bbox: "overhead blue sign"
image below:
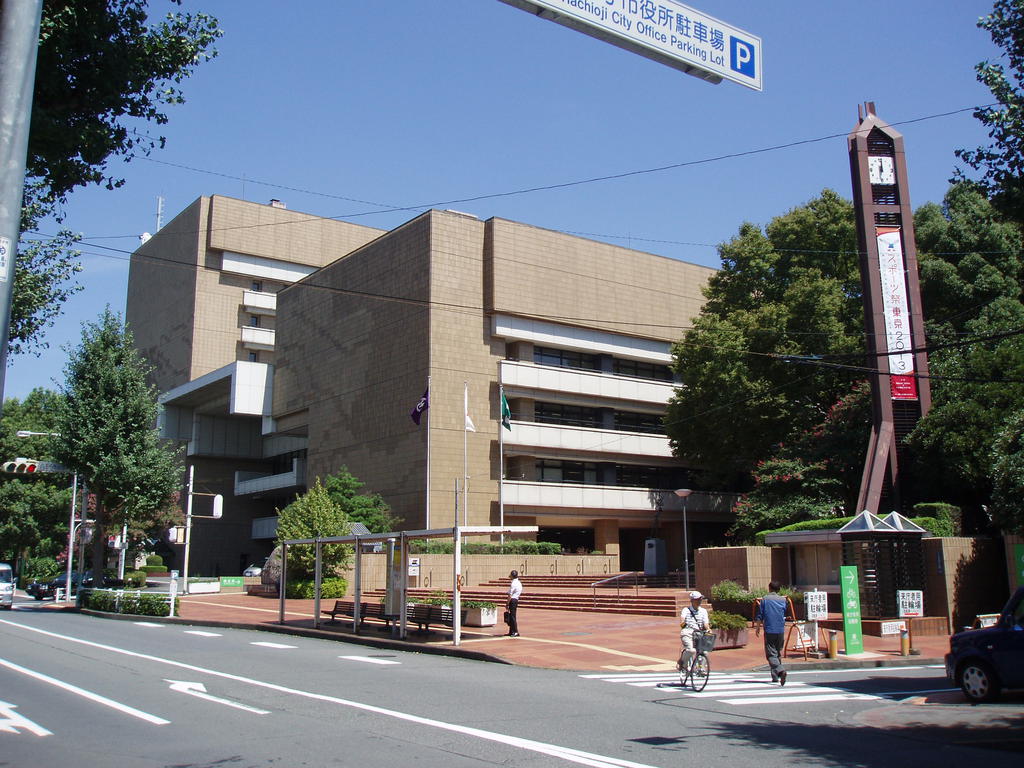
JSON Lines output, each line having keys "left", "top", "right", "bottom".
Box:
{"left": 499, "top": 0, "right": 762, "bottom": 91}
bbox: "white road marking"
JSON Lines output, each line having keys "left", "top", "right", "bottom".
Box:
{"left": 165, "top": 680, "right": 270, "bottom": 714}
{"left": 133, "top": 622, "right": 163, "bottom": 628}
{"left": 250, "top": 641, "right": 296, "bottom": 649}
{"left": 722, "top": 693, "right": 878, "bottom": 705}
{"left": 339, "top": 655, "right": 401, "bottom": 665}
{"left": 0, "top": 656, "right": 169, "bottom": 725}
{"left": 0, "top": 618, "right": 658, "bottom": 768}
{"left": 0, "top": 700, "right": 52, "bottom": 736}
{"left": 184, "top": 630, "right": 222, "bottom": 637}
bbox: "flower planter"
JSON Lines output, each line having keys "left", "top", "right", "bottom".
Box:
{"left": 464, "top": 606, "right": 497, "bottom": 627}
{"left": 713, "top": 628, "right": 749, "bottom": 649}
{"left": 186, "top": 581, "right": 221, "bottom": 594}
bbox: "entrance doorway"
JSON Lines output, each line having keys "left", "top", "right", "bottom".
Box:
{"left": 538, "top": 527, "right": 594, "bottom": 554}
{"left": 619, "top": 529, "right": 649, "bottom": 571}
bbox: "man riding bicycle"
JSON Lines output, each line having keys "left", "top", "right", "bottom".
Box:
{"left": 679, "top": 590, "right": 710, "bottom": 672}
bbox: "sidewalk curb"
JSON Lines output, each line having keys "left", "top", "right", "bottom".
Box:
{"left": 767, "top": 657, "right": 946, "bottom": 672}
{"left": 78, "top": 608, "right": 512, "bottom": 666}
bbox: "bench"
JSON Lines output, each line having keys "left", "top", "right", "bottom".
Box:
{"left": 322, "top": 600, "right": 387, "bottom": 626}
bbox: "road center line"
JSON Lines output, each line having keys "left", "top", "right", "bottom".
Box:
{"left": 0, "top": 656, "right": 170, "bottom": 725}
{"left": 0, "top": 618, "right": 656, "bottom": 768}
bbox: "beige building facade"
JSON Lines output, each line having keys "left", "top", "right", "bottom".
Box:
{"left": 127, "top": 196, "right": 737, "bottom": 577}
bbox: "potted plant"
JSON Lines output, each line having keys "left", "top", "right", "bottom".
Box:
{"left": 709, "top": 610, "right": 750, "bottom": 648}
{"left": 462, "top": 599, "right": 498, "bottom": 627}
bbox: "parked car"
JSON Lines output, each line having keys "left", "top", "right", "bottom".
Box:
{"left": 0, "top": 562, "right": 13, "bottom": 609}
{"left": 946, "top": 586, "right": 1024, "bottom": 702}
{"left": 27, "top": 572, "right": 78, "bottom": 600}
{"left": 242, "top": 562, "right": 265, "bottom": 577}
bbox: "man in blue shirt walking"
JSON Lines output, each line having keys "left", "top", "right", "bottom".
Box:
{"left": 755, "top": 581, "right": 793, "bottom": 686}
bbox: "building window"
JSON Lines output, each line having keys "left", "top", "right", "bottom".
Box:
{"left": 614, "top": 359, "right": 674, "bottom": 381}
{"left": 534, "top": 346, "right": 600, "bottom": 371}
{"left": 248, "top": 351, "right": 259, "bottom": 363}
{"left": 537, "top": 460, "right": 598, "bottom": 484}
{"left": 251, "top": 280, "right": 263, "bottom": 292}
{"left": 613, "top": 411, "right": 666, "bottom": 435}
{"left": 614, "top": 464, "right": 688, "bottom": 489}
{"left": 249, "top": 315, "right": 260, "bottom": 327}
{"left": 535, "top": 402, "right": 602, "bottom": 429}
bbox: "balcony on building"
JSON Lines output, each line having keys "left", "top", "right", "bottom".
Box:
{"left": 235, "top": 457, "right": 306, "bottom": 496}
{"left": 243, "top": 289, "right": 277, "bottom": 316}
{"left": 241, "top": 325, "right": 275, "bottom": 351}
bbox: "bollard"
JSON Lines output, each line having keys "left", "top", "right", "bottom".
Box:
{"left": 900, "top": 627, "right": 910, "bottom": 656}
{"left": 827, "top": 629, "right": 838, "bottom": 659}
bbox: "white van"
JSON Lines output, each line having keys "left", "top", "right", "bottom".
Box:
{"left": 0, "top": 563, "right": 13, "bottom": 609}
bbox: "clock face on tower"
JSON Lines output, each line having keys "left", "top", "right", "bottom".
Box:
{"left": 868, "top": 155, "right": 896, "bottom": 185}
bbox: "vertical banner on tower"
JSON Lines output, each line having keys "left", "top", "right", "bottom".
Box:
{"left": 839, "top": 565, "right": 865, "bottom": 655}
{"left": 876, "top": 227, "right": 918, "bottom": 400}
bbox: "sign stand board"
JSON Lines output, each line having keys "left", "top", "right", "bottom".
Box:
{"left": 897, "top": 589, "right": 923, "bottom": 654}
{"left": 840, "top": 566, "right": 864, "bottom": 654}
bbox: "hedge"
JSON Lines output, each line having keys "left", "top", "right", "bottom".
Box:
{"left": 284, "top": 577, "right": 348, "bottom": 599}
{"left": 81, "top": 589, "right": 177, "bottom": 617}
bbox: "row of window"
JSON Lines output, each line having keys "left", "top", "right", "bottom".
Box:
{"left": 534, "top": 459, "right": 688, "bottom": 489}
{"left": 532, "top": 402, "right": 666, "bottom": 435}
{"left": 533, "top": 346, "right": 673, "bottom": 382}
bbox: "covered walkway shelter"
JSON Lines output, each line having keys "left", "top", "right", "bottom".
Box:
{"left": 279, "top": 525, "right": 537, "bottom": 645}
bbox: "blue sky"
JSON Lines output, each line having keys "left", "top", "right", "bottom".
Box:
{"left": 8, "top": 0, "right": 1002, "bottom": 400}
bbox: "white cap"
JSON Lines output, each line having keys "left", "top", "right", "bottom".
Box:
{"left": 689, "top": 591, "right": 703, "bottom": 600}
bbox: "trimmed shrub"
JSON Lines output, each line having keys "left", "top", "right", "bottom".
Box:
{"left": 913, "top": 503, "right": 961, "bottom": 536}
{"left": 284, "top": 577, "right": 348, "bottom": 600}
{"left": 141, "top": 565, "right": 168, "bottom": 574}
{"left": 124, "top": 570, "right": 147, "bottom": 588}
{"left": 709, "top": 610, "right": 749, "bottom": 631}
{"left": 81, "top": 589, "right": 177, "bottom": 617}
{"left": 145, "top": 554, "right": 165, "bottom": 567}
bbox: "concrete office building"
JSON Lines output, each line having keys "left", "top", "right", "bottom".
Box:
{"left": 127, "top": 195, "right": 737, "bottom": 577}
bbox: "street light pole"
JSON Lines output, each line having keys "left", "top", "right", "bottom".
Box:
{"left": 674, "top": 488, "right": 692, "bottom": 588}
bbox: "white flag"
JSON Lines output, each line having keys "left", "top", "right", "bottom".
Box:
{"left": 464, "top": 384, "right": 476, "bottom": 432}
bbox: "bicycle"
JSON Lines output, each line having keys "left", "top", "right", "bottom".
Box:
{"left": 677, "top": 630, "right": 715, "bottom": 691}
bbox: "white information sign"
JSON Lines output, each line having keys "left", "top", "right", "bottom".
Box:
{"left": 897, "top": 589, "right": 923, "bottom": 618}
{"left": 880, "top": 620, "right": 907, "bottom": 636}
{"left": 499, "top": 0, "right": 762, "bottom": 91}
{"left": 0, "top": 236, "right": 10, "bottom": 283}
{"left": 408, "top": 557, "right": 420, "bottom": 577}
{"left": 875, "top": 228, "right": 918, "bottom": 400}
{"left": 805, "top": 590, "right": 828, "bottom": 621}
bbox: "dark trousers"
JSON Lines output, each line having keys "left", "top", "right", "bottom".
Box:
{"left": 764, "top": 632, "right": 785, "bottom": 680}
{"left": 507, "top": 598, "right": 519, "bottom": 635}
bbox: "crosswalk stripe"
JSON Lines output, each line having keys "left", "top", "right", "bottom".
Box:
{"left": 721, "top": 693, "right": 878, "bottom": 705}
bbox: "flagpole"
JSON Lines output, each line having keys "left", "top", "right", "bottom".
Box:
{"left": 499, "top": 382, "right": 505, "bottom": 545}
{"left": 425, "top": 375, "right": 431, "bottom": 530}
{"left": 463, "top": 380, "right": 469, "bottom": 527}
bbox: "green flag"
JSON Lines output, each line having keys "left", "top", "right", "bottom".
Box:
{"left": 500, "top": 390, "right": 512, "bottom": 431}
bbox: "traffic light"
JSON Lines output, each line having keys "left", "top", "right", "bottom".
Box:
{"left": 2, "top": 457, "right": 38, "bottom": 473}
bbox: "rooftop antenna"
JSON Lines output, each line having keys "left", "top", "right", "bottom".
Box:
{"left": 155, "top": 195, "right": 165, "bottom": 232}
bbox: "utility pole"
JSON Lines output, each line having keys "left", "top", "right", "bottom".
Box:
{"left": 0, "top": 0, "right": 44, "bottom": 412}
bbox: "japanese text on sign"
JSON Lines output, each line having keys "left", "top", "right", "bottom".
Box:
{"left": 897, "top": 589, "right": 923, "bottom": 618}
{"left": 876, "top": 227, "right": 918, "bottom": 400}
{"left": 498, "top": 0, "right": 762, "bottom": 90}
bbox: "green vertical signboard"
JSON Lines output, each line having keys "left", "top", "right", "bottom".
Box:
{"left": 1015, "top": 544, "right": 1024, "bottom": 589}
{"left": 840, "top": 565, "right": 864, "bottom": 655}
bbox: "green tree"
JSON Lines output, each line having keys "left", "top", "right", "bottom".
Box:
{"left": 322, "top": 466, "right": 401, "bottom": 534}
{"left": 0, "top": 388, "right": 72, "bottom": 564}
{"left": 665, "top": 190, "right": 863, "bottom": 484}
{"left": 990, "top": 408, "right": 1024, "bottom": 534}
{"left": 275, "top": 479, "right": 353, "bottom": 580}
{"left": 956, "top": 0, "right": 1024, "bottom": 223}
{"left": 51, "top": 309, "right": 182, "bottom": 576}
{"left": 9, "top": 1, "right": 221, "bottom": 356}
{"left": 909, "top": 183, "right": 1024, "bottom": 525}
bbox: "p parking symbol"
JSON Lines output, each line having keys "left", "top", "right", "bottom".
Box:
{"left": 730, "top": 36, "right": 756, "bottom": 79}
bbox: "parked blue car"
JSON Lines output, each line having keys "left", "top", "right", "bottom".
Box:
{"left": 946, "top": 586, "right": 1024, "bottom": 702}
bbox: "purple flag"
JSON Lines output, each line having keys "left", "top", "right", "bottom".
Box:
{"left": 410, "top": 388, "right": 429, "bottom": 425}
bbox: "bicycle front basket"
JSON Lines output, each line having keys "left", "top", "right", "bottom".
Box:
{"left": 696, "top": 632, "right": 717, "bottom": 653}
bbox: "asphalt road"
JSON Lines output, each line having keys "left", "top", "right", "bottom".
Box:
{"left": 1, "top": 603, "right": 1022, "bottom": 768}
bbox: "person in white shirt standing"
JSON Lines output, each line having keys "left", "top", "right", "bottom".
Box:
{"left": 506, "top": 570, "right": 522, "bottom": 637}
{"left": 679, "top": 590, "right": 710, "bottom": 671}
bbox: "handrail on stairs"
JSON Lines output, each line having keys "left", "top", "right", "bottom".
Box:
{"left": 590, "top": 571, "right": 639, "bottom": 608}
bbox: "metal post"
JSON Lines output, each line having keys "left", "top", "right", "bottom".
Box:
{"left": 682, "top": 499, "right": 689, "bottom": 589}
{"left": 313, "top": 538, "right": 322, "bottom": 630}
{"left": 278, "top": 542, "right": 287, "bottom": 624}
{"left": 353, "top": 537, "right": 362, "bottom": 633}
{"left": 181, "top": 465, "right": 195, "bottom": 594}
{"left": 64, "top": 474, "right": 78, "bottom": 604}
{"left": 0, "top": 0, "right": 44, "bottom": 410}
